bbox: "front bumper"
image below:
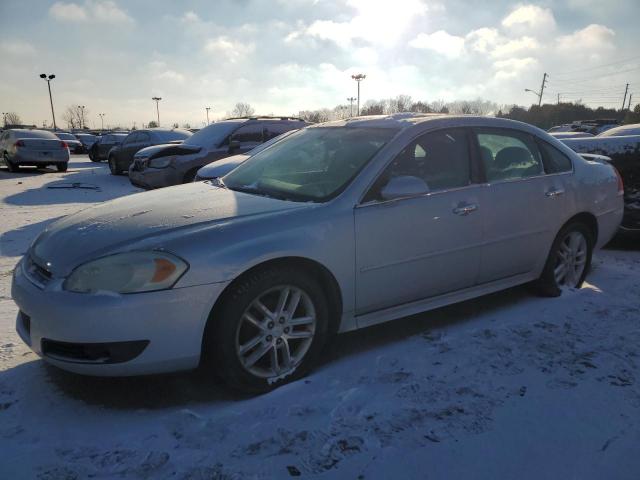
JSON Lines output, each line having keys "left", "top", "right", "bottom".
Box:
{"left": 128, "top": 165, "right": 182, "bottom": 189}
{"left": 12, "top": 258, "right": 229, "bottom": 376}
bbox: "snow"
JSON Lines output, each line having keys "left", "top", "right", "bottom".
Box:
{"left": 1, "top": 156, "right": 640, "bottom": 479}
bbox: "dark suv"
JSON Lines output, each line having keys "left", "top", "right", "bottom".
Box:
{"left": 108, "top": 128, "right": 192, "bottom": 175}
{"left": 128, "top": 117, "right": 308, "bottom": 188}
{"left": 89, "top": 132, "right": 128, "bottom": 162}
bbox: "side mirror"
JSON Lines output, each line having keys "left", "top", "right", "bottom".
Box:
{"left": 380, "top": 175, "right": 429, "bottom": 201}
{"left": 228, "top": 139, "right": 241, "bottom": 152}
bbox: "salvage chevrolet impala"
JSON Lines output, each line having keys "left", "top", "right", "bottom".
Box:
{"left": 12, "top": 114, "right": 624, "bottom": 392}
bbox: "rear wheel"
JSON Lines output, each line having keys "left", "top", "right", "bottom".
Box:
{"left": 5, "top": 153, "right": 19, "bottom": 173}
{"left": 536, "top": 222, "right": 593, "bottom": 297}
{"left": 89, "top": 146, "right": 99, "bottom": 162}
{"left": 56, "top": 163, "right": 68, "bottom": 172}
{"left": 203, "top": 266, "right": 329, "bottom": 393}
{"left": 108, "top": 156, "right": 121, "bottom": 175}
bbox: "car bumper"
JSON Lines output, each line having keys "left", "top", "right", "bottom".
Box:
{"left": 11, "top": 258, "right": 229, "bottom": 376}
{"left": 596, "top": 205, "right": 625, "bottom": 248}
{"left": 14, "top": 151, "right": 69, "bottom": 164}
{"left": 128, "top": 166, "right": 182, "bottom": 189}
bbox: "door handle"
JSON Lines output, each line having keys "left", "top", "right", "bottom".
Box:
{"left": 545, "top": 188, "right": 565, "bottom": 198}
{"left": 453, "top": 204, "right": 478, "bottom": 216}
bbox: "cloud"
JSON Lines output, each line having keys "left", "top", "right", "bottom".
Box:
{"left": 49, "top": 1, "right": 134, "bottom": 25}
{"left": 409, "top": 30, "right": 465, "bottom": 58}
{"left": 556, "top": 24, "right": 615, "bottom": 52}
{"left": 204, "top": 36, "right": 255, "bottom": 63}
{"left": 156, "top": 70, "right": 186, "bottom": 83}
{"left": 493, "top": 57, "right": 538, "bottom": 80}
{"left": 501, "top": 4, "right": 556, "bottom": 34}
{"left": 0, "top": 40, "right": 36, "bottom": 56}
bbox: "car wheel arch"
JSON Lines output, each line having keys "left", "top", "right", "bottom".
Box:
{"left": 562, "top": 212, "right": 598, "bottom": 246}
{"left": 200, "top": 256, "right": 343, "bottom": 361}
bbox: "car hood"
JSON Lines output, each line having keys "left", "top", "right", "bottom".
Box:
{"left": 197, "top": 154, "right": 249, "bottom": 179}
{"left": 30, "top": 182, "right": 309, "bottom": 276}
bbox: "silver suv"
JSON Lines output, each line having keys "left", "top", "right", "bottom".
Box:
{"left": 128, "top": 117, "right": 308, "bottom": 189}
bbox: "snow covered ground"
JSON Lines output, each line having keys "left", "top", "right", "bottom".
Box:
{"left": 1, "top": 156, "right": 639, "bottom": 479}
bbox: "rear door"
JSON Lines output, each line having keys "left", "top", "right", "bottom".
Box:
{"left": 473, "top": 128, "right": 570, "bottom": 283}
{"left": 230, "top": 123, "right": 265, "bottom": 153}
{"left": 354, "top": 128, "right": 484, "bottom": 318}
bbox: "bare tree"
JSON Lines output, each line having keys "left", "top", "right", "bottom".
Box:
{"left": 4, "top": 112, "right": 22, "bottom": 126}
{"left": 360, "top": 100, "right": 385, "bottom": 116}
{"left": 147, "top": 120, "right": 158, "bottom": 128}
{"left": 61, "top": 105, "right": 89, "bottom": 130}
{"left": 298, "top": 109, "right": 331, "bottom": 123}
{"left": 409, "top": 101, "right": 433, "bottom": 113}
{"left": 230, "top": 102, "right": 255, "bottom": 117}
{"left": 386, "top": 95, "right": 413, "bottom": 114}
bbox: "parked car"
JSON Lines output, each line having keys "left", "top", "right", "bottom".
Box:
{"left": 128, "top": 117, "right": 308, "bottom": 188}
{"left": 12, "top": 114, "right": 623, "bottom": 393}
{"left": 108, "top": 128, "right": 192, "bottom": 175}
{"left": 549, "top": 132, "right": 594, "bottom": 140}
{"left": 561, "top": 134, "right": 640, "bottom": 235}
{"left": 54, "top": 132, "right": 83, "bottom": 154}
{"left": 74, "top": 133, "right": 97, "bottom": 151}
{"left": 548, "top": 119, "right": 620, "bottom": 136}
{"left": 194, "top": 129, "right": 301, "bottom": 181}
{"left": 88, "top": 133, "right": 128, "bottom": 162}
{"left": 1, "top": 128, "right": 70, "bottom": 172}
{"left": 597, "top": 123, "right": 640, "bottom": 137}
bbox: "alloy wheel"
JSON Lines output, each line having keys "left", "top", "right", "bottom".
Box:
{"left": 235, "top": 285, "right": 316, "bottom": 379}
{"left": 554, "top": 231, "right": 588, "bottom": 289}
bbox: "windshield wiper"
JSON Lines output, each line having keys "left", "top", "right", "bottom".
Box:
{"left": 228, "top": 184, "right": 309, "bottom": 202}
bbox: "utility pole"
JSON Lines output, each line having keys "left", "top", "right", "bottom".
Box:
{"left": 557, "top": 93, "right": 560, "bottom": 104}
{"left": 627, "top": 93, "right": 633, "bottom": 111}
{"left": 152, "top": 97, "right": 162, "bottom": 126}
{"left": 347, "top": 97, "right": 356, "bottom": 117}
{"left": 351, "top": 74, "right": 366, "bottom": 116}
{"left": 98, "top": 113, "right": 105, "bottom": 131}
{"left": 205, "top": 106, "right": 211, "bottom": 125}
{"left": 622, "top": 84, "right": 629, "bottom": 111}
{"left": 39, "top": 73, "right": 57, "bottom": 130}
{"left": 538, "top": 72, "right": 548, "bottom": 107}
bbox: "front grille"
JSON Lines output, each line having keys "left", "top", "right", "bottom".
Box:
{"left": 132, "top": 158, "right": 147, "bottom": 171}
{"left": 24, "top": 255, "right": 52, "bottom": 288}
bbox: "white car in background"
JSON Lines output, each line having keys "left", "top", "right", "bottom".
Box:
{"left": 1, "top": 129, "right": 70, "bottom": 172}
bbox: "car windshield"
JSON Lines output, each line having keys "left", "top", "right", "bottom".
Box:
{"left": 13, "top": 130, "right": 57, "bottom": 139}
{"left": 598, "top": 124, "right": 640, "bottom": 137}
{"left": 223, "top": 127, "right": 398, "bottom": 202}
{"left": 55, "top": 133, "right": 77, "bottom": 140}
{"left": 183, "top": 121, "right": 243, "bottom": 148}
{"left": 246, "top": 129, "right": 299, "bottom": 156}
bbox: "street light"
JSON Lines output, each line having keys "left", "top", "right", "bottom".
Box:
{"left": 524, "top": 88, "right": 542, "bottom": 106}
{"left": 39, "top": 73, "right": 57, "bottom": 130}
{"left": 98, "top": 113, "right": 106, "bottom": 131}
{"left": 351, "top": 74, "right": 366, "bottom": 116}
{"left": 205, "top": 106, "right": 212, "bottom": 125}
{"left": 152, "top": 96, "right": 162, "bottom": 127}
{"left": 347, "top": 97, "right": 356, "bottom": 117}
{"left": 77, "top": 105, "right": 85, "bottom": 129}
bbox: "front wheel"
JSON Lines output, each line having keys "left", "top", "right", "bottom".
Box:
{"left": 108, "top": 156, "right": 121, "bottom": 175}
{"left": 204, "top": 266, "right": 330, "bottom": 393}
{"left": 5, "top": 154, "right": 19, "bottom": 172}
{"left": 56, "top": 163, "right": 68, "bottom": 172}
{"left": 536, "top": 222, "right": 593, "bottom": 297}
{"left": 89, "top": 147, "right": 99, "bottom": 162}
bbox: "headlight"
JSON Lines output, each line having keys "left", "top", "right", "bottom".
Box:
{"left": 64, "top": 251, "right": 188, "bottom": 294}
{"left": 148, "top": 156, "right": 173, "bottom": 169}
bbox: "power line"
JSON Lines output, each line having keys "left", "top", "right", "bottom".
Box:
{"left": 550, "top": 66, "right": 640, "bottom": 86}
{"left": 553, "top": 55, "right": 640, "bottom": 78}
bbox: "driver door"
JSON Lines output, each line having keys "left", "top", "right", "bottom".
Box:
{"left": 354, "top": 128, "right": 484, "bottom": 318}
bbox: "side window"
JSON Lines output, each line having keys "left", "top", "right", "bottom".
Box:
{"left": 263, "top": 123, "right": 292, "bottom": 141}
{"left": 475, "top": 129, "right": 543, "bottom": 182}
{"left": 123, "top": 133, "right": 137, "bottom": 146}
{"left": 376, "top": 128, "right": 471, "bottom": 195}
{"left": 138, "top": 132, "right": 151, "bottom": 144}
{"left": 538, "top": 141, "right": 572, "bottom": 173}
{"left": 232, "top": 124, "right": 264, "bottom": 145}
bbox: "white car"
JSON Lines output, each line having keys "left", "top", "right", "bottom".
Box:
{"left": 12, "top": 114, "right": 623, "bottom": 392}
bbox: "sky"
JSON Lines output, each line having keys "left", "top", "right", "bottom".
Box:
{"left": 0, "top": 0, "right": 639, "bottom": 129}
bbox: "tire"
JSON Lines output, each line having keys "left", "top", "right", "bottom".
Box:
{"left": 203, "top": 266, "right": 330, "bottom": 393}
{"left": 89, "top": 147, "right": 99, "bottom": 162}
{"left": 536, "top": 222, "right": 593, "bottom": 297}
{"left": 5, "top": 153, "right": 19, "bottom": 173}
{"left": 56, "top": 163, "right": 68, "bottom": 172}
{"left": 108, "top": 156, "right": 121, "bottom": 175}
{"left": 182, "top": 168, "right": 198, "bottom": 184}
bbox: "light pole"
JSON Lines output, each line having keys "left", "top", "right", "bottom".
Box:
{"left": 98, "top": 113, "right": 106, "bottom": 131}
{"left": 205, "top": 106, "right": 212, "bottom": 125}
{"left": 351, "top": 74, "right": 366, "bottom": 116}
{"left": 39, "top": 73, "right": 57, "bottom": 130}
{"left": 347, "top": 97, "right": 356, "bottom": 117}
{"left": 152, "top": 96, "right": 162, "bottom": 126}
{"left": 77, "top": 105, "right": 85, "bottom": 129}
{"left": 524, "top": 88, "right": 541, "bottom": 105}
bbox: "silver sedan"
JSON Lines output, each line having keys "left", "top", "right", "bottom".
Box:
{"left": 12, "top": 114, "right": 623, "bottom": 392}
{"left": 1, "top": 129, "right": 70, "bottom": 172}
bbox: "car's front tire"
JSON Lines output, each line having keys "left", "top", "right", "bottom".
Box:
{"left": 203, "top": 266, "right": 329, "bottom": 393}
{"left": 536, "top": 222, "right": 593, "bottom": 297}
{"left": 5, "top": 153, "right": 19, "bottom": 173}
{"left": 88, "top": 146, "right": 99, "bottom": 162}
{"left": 56, "top": 163, "right": 68, "bottom": 172}
{"left": 108, "top": 156, "right": 121, "bottom": 175}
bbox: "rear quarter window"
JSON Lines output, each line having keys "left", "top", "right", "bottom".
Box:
{"left": 538, "top": 141, "right": 573, "bottom": 173}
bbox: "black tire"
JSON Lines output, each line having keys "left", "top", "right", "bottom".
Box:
{"left": 535, "top": 222, "right": 593, "bottom": 297}
{"left": 108, "top": 156, "right": 121, "bottom": 175}
{"left": 203, "top": 266, "right": 330, "bottom": 393}
{"left": 89, "top": 146, "right": 99, "bottom": 162}
{"left": 5, "top": 153, "right": 19, "bottom": 173}
{"left": 56, "top": 163, "right": 68, "bottom": 172}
